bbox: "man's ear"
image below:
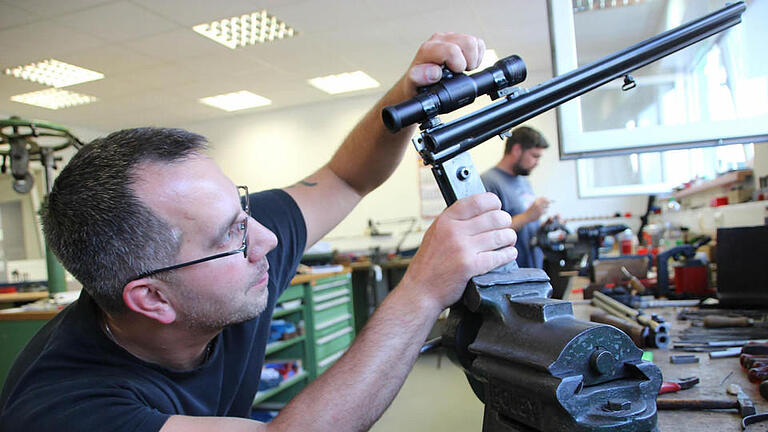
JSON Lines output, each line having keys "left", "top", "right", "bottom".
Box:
{"left": 122, "top": 279, "right": 177, "bottom": 324}
{"left": 511, "top": 143, "right": 523, "bottom": 160}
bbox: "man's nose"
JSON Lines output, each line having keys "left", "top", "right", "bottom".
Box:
{"left": 246, "top": 218, "right": 278, "bottom": 262}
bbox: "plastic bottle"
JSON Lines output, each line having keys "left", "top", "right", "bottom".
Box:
{"left": 618, "top": 228, "right": 634, "bottom": 255}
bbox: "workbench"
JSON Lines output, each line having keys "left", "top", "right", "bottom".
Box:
{"left": 573, "top": 301, "right": 767, "bottom": 431}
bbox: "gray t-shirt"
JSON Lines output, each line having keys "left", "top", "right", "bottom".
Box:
{"left": 480, "top": 167, "right": 543, "bottom": 269}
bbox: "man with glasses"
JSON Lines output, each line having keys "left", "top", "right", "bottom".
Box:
{"left": 0, "top": 33, "right": 518, "bottom": 432}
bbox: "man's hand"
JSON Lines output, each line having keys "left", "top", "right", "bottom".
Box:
{"left": 400, "top": 192, "right": 518, "bottom": 312}
{"left": 525, "top": 197, "right": 550, "bottom": 223}
{"left": 402, "top": 32, "right": 486, "bottom": 97}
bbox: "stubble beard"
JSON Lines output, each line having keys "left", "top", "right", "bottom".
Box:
{"left": 177, "top": 263, "right": 270, "bottom": 330}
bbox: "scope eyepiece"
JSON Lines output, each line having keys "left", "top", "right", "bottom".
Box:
{"left": 382, "top": 55, "right": 526, "bottom": 133}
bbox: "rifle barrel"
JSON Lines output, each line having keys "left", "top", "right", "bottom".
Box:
{"left": 422, "top": 1, "right": 745, "bottom": 164}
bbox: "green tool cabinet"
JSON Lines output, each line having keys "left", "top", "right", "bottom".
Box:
{"left": 253, "top": 270, "right": 355, "bottom": 407}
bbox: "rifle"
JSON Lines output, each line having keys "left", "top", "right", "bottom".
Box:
{"left": 382, "top": 3, "right": 745, "bottom": 431}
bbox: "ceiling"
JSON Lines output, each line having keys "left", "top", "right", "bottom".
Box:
{"left": 0, "top": 0, "right": 666, "bottom": 132}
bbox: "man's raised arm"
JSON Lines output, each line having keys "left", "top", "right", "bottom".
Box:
{"left": 283, "top": 33, "right": 486, "bottom": 249}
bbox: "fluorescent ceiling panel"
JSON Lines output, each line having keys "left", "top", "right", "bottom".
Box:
{"left": 193, "top": 10, "right": 298, "bottom": 49}
{"left": 308, "top": 71, "right": 380, "bottom": 95}
{"left": 199, "top": 90, "right": 271, "bottom": 111}
{"left": 10, "top": 88, "right": 98, "bottom": 110}
{"left": 4, "top": 59, "right": 104, "bottom": 87}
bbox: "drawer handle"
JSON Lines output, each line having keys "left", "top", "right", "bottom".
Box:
{"left": 315, "top": 313, "right": 352, "bottom": 331}
{"left": 318, "top": 348, "right": 347, "bottom": 368}
{"left": 312, "top": 279, "right": 349, "bottom": 292}
{"left": 313, "top": 289, "right": 349, "bottom": 303}
{"left": 314, "top": 296, "right": 350, "bottom": 311}
{"left": 316, "top": 326, "right": 353, "bottom": 345}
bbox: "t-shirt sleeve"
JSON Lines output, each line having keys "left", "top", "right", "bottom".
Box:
{"left": 480, "top": 173, "right": 507, "bottom": 210}
{"left": 482, "top": 176, "right": 503, "bottom": 198}
{"left": 248, "top": 189, "right": 307, "bottom": 294}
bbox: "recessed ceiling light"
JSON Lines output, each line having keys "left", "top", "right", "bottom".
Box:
{"left": 4, "top": 59, "right": 104, "bottom": 87}
{"left": 308, "top": 71, "right": 380, "bottom": 95}
{"left": 193, "top": 10, "right": 298, "bottom": 49}
{"left": 10, "top": 88, "right": 98, "bottom": 110}
{"left": 199, "top": 90, "right": 271, "bottom": 111}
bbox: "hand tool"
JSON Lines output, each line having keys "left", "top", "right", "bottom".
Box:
{"left": 710, "top": 347, "right": 742, "bottom": 359}
{"left": 659, "top": 377, "right": 699, "bottom": 394}
{"left": 741, "top": 353, "right": 768, "bottom": 369}
{"left": 621, "top": 266, "right": 646, "bottom": 295}
{"left": 657, "top": 392, "right": 755, "bottom": 418}
{"left": 729, "top": 384, "right": 757, "bottom": 418}
{"left": 760, "top": 380, "right": 768, "bottom": 401}
{"left": 743, "top": 412, "right": 768, "bottom": 429}
{"left": 743, "top": 341, "right": 768, "bottom": 355}
{"left": 747, "top": 366, "right": 768, "bottom": 383}
{"left": 670, "top": 354, "right": 699, "bottom": 364}
{"left": 705, "top": 316, "right": 755, "bottom": 328}
{"left": 592, "top": 291, "right": 669, "bottom": 348}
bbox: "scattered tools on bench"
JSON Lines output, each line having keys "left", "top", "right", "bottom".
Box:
{"left": 591, "top": 290, "right": 669, "bottom": 348}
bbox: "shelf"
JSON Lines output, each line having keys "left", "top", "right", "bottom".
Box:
{"left": 253, "top": 370, "right": 308, "bottom": 405}
{"left": 0, "top": 291, "right": 48, "bottom": 304}
{"left": 265, "top": 335, "right": 305, "bottom": 356}
{"left": 673, "top": 169, "right": 752, "bottom": 199}
{"left": 272, "top": 305, "right": 303, "bottom": 318}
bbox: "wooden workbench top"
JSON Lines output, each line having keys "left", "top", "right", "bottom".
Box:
{"left": 0, "top": 291, "right": 49, "bottom": 304}
{"left": 289, "top": 268, "right": 351, "bottom": 285}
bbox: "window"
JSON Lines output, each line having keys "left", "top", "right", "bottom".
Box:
{"left": 577, "top": 143, "right": 754, "bottom": 197}
{"left": 549, "top": 0, "right": 768, "bottom": 158}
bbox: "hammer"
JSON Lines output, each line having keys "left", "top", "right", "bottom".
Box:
{"left": 656, "top": 384, "right": 756, "bottom": 418}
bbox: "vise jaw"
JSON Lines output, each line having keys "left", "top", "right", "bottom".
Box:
{"left": 442, "top": 267, "right": 662, "bottom": 432}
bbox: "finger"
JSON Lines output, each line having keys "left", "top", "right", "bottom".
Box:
{"left": 435, "top": 33, "right": 483, "bottom": 71}
{"left": 476, "top": 246, "right": 518, "bottom": 274}
{"left": 451, "top": 35, "right": 480, "bottom": 71}
{"left": 461, "top": 209, "right": 512, "bottom": 234}
{"left": 471, "top": 228, "right": 518, "bottom": 251}
{"left": 408, "top": 63, "right": 443, "bottom": 86}
{"left": 413, "top": 38, "right": 467, "bottom": 73}
{"left": 445, "top": 192, "right": 501, "bottom": 220}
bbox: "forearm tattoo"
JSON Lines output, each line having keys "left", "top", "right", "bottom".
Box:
{"left": 289, "top": 180, "right": 318, "bottom": 188}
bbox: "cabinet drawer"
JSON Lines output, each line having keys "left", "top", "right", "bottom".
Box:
{"left": 315, "top": 312, "right": 353, "bottom": 332}
{"left": 315, "top": 315, "right": 354, "bottom": 338}
{"left": 315, "top": 326, "right": 354, "bottom": 359}
{"left": 313, "top": 286, "right": 349, "bottom": 303}
{"left": 313, "top": 296, "right": 351, "bottom": 323}
{"left": 317, "top": 348, "right": 346, "bottom": 375}
{"left": 312, "top": 275, "right": 350, "bottom": 294}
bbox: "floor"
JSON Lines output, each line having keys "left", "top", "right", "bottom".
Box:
{"left": 370, "top": 353, "right": 485, "bottom": 432}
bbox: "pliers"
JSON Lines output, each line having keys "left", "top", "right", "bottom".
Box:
{"left": 659, "top": 376, "right": 700, "bottom": 394}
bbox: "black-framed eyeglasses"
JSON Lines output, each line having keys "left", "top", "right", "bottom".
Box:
{"left": 132, "top": 185, "right": 250, "bottom": 281}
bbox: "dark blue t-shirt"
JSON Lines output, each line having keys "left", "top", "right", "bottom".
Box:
{"left": 0, "top": 189, "right": 306, "bottom": 432}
